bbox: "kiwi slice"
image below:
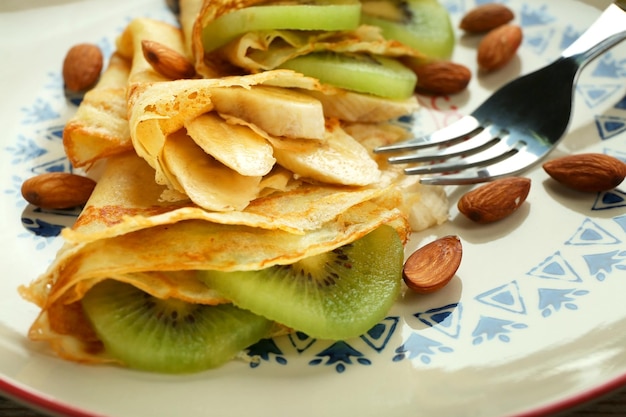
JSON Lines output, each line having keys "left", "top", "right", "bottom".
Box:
{"left": 199, "top": 225, "right": 404, "bottom": 340}
{"left": 361, "top": 0, "right": 455, "bottom": 59}
{"left": 202, "top": 0, "right": 362, "bottom": 53}
{"left": 279, "top": 52, "right": 417, "bottom": 99}
{"left": 81, "top": 280, "right": 273, "bottom": 373}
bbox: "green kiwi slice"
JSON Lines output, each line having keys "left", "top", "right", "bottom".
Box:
{"left": 81, "top": 280, "right": 273, "bottom": 373}
{"left": 199, "top": 225, "right": 404, "bottom": 340}
{"left": 361, "top": 0, "right": 455, "bottom": 59}
{"left": 278, "top": 52, "right": 417, "bottom": 99}
{"left": 202, "top": 0, "right": 362, "bottom": 53}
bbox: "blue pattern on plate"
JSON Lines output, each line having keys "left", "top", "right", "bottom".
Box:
{"left": 5, "top": 0, "right": 626, "bottom": 374}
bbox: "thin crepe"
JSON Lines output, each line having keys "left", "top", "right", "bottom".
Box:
{"left": 20, "top": 7, "right": 450, "bottom": 368}
{"left": 20, "top": 151, "right": 410, "bottom": 364}
{"left": 184, "top": 0, "right": 425, "bottom": 77}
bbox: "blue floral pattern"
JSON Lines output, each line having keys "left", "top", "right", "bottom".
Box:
{"left": 3, "top": 0, "right": 626, "bottom": 375}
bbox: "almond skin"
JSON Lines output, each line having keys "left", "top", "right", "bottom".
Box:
{"left": 477, "top": 24, "right": 523, "bottom": 72}
{"left": 543, "top": 153, "right": 626, "bottom": 192}
{"left": 141, "top": 40, "right": 196, "bottom": 80}
{"left": 460, "top": 3, "right": 515, "bottom": 33}
{"left": 62, "top": 43, "right": 104, "bottom": 92}
{"left": 21, "top": 172, "right": 96, "bottom": 209}
{"left": 458, "top": 177, "right": 531, "bottom": 223}
{"left": 403, "top": 235, "right": 462, "bottom": 294}
{"left": 411, "top": 60, "right": 472, "bottom": 95}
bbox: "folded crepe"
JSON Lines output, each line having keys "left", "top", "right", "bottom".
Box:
{"left": 21, "top": 151, "right": 412, "bottom": 364}
{"left": 182, "top": 0, "right": 425, "bottom": 78}
{"left": 21, "top": 6, "right": 450, "bottom": 371}
{"left": 62, "top": 53, "right": 132, "bottom": 168}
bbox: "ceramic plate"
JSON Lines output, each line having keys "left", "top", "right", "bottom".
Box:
{"left": 1, "top": 0, "right": 626, "bottom": 416}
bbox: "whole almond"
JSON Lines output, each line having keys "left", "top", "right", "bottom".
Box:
{"left": 21, "top": 173, "right": 96, "bottom": 209}
{"left": 458, "top": 177, "right": 531, "bottom": 223}
{"left": 403, "top": 235, "right": 462, "bottom": 294}
{"left": 543, "top": 153, "right": 626, "bottom": 192}
{"left": 141, "top": 40, "right": 196, "bottom": 80}
{"left": 62, "top": 43, "right": 104, "bottom": 92}
{"left": 460, "top": 3, "right": 515, "bottom": 33}
{"left": 477, "top": 24, "right": 523, "bottom": 71}
{"left": 412, "top": 61, "right": 472, "bottom": 95}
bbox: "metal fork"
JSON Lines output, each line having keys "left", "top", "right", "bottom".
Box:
{"left": 374, "top": 1, "right": 626, "bottom": 186}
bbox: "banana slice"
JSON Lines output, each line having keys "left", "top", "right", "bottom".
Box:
{"left": 209, "top": 85, "right": 326, "bottom": 139}
{"left": 162, "top": 130, "right": 262, "bottom": 211}
{"left": 302, "top": 88, "right": 418, "bottom": 122}
{"left": 185, "top": 113, "right": 275, "bottom": 177}
{"left": 266, "top": 121, "right": 381, "bottom": 186}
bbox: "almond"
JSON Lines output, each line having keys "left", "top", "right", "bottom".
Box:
{"left": 141, "top": 40, "right": 196, "bottom": 80}
{"left": 543, "top": 153, "right": 626, "bottom": 192}
{"left": 21, "top": 173, "right": 96, "bottom": 209}
{"left": 458, "top": 177, "right": 531, "bottom": 223}
{"left": 460, "top": 3, "right": 515, "bottom": 33}
{"left": 477, "top": 24, "right": 523, "bottom": 72}
{"left": 411, "top": 60, "right": 472, "bottom": 95}
{"left": 62, "top": 43, "right": 104, "bottom": 92}
{"left": 403, "top": 235, "right": 462, "bottom": 294}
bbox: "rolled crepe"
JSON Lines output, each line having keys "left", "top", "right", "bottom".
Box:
{"left": 62, "top": 18, "right": 191, "bottom": 170}
{"left": 62, "top": 53, "right": 132, "bottom": 168}
{"left": 20, "top": 9, "right": 450, "bottom": 368}
{"left": 19, "top": 151, "right": 410, "bottom": 364}
{"left": 184, "top": 0, "right": 425, "bottom": 77}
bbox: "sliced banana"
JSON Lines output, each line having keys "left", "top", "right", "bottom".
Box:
{"left": 209, "top": 85, "right": 326, "bottom": 139}
{"left": 266, "top": 121, "right": 381, "bottom": 186}
{"left": 185, "top": 113, "right": 275, "bottom": 177}
{"left": 162, "top": 130, "right": 262, "bottom": 211}
{"left": 302, "top": 88, "right": 419, "bottom": 122}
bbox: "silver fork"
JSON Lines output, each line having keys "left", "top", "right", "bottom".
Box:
{"left": 374, "top": 1, "right": 626, "bottom": 186}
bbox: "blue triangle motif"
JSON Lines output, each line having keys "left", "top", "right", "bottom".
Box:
{"left": 559, "top": 25, "right": 580, "bottom": 51}
{"left": 615, "top": 94, "right": 626, "bottom": 110}
{"left": 414, "top": 303, "right": 461, "bottom": 339}
{"left": 42, "top": 124, "right": 65, "bottom": 140}
{"left": 527, "top": 251, "right": 582, "bottom": 282}
{"left": 595, "top": 115, "right": 626, "bottom": 140}
{"left": 519, "top": 4, "right": 555, "bottom": 27}
{"left": 360, "top": 316, "right": 399, "bottom": 352}
{"left": 565, "top": 218, "right": 621, "bottom": 245}
{"left": 287, "top": 331, "right": 316, "bottom": 353}
{"left": 31, "top": 156, "right": 73, "bottom": 175}
{"left": 525, "top": 28, "right": 554, "bottom": 55}
{"left": 591, "top": 53, "right": 626, "bottom": 78}
{"left": 592, "top": 189, "right": 626, "bottom": 211}
{"left": 475, "top": 281, "right": 526, "bottom": 314}
{"left": 577, "top": 84, "right": 622, "bottom": 108}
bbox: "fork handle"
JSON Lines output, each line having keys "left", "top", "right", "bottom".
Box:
{"left": 560, "top": 1, "right": 626, "bottom": 67}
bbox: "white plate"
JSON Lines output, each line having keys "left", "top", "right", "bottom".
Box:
{"left": 1, "top": 0, "right": 626, "bottom": 416}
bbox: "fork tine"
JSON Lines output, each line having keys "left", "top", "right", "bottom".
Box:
{"left": 418, "top": 149, "right": 542, "bottom": 185}
{"left": 387, "top": 127, "right": 504, "bottom": 164}
{"left": 403, "top": 137, "right": 522, "bottom": 176}
{"left": 373, "top": 115, "right": 482, "bottom": 153}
